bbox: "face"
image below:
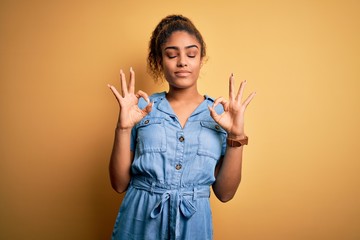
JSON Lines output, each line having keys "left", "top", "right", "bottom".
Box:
{"left": 161, "top": 31, "right": 202, "bottom": 90}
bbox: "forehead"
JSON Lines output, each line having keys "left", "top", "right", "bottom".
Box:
{"left": 163, "top": 31, "right": 200, "bottom": 49}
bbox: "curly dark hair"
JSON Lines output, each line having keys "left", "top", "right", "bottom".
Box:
{"left": 147, "top": 15, "right": 207, "bottom": 82}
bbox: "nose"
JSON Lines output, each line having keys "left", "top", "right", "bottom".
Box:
{"left": 177, "top": 54, "right": 187, "bottom": 67}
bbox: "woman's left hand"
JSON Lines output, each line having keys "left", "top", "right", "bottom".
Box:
{"left": 208, "top": 73, "right": 256, "bottom": 139}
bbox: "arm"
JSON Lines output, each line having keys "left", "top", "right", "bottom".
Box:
{"left": 109, "top": 128, "right": 133, "bottom": 193}
{"left": 209, "top": 73, "right": 256, "bottom": 202}
{"left": 108, "top": 68, "right": 152, "bottom": 193}
{"left": 212, "top": 144, "right": 244, "bottom": 202}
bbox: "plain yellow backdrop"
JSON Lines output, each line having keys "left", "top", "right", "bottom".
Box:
{"left": 1, "top": 0, "right": 359, "bottom": 239}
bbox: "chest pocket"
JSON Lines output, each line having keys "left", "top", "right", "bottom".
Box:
{"left": 136, "top": 118, "right": 167, "bottom": 154}
{"left": 197, "top": 121, "right": 227, "bottom": 160}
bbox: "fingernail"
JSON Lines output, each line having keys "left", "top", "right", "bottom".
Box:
{"left": 130, "top": 67, "right": 133, "bottom": 71}
{"left": 231, "top": 73, "right": 234, "bottom": 77}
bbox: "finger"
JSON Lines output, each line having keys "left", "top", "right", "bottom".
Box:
{"left": 236, "top": 80, "right": 247, "bottom": 102}
{"left": 208, "top": 105, "right": 221, "bottom": 122}
{"left": 107, "top": 84, "right": 123, "bottom": 102}
{"left": 143, "top": 102, "right": 153, "bottom": 114}
{"left": 243, "top": 92, "right": 256, "bottom": 108}
{"left": 128, "top": 67, "right": 135, "bottom": 94}
{"left": 135, "top": 90, "right": 150, "bottom": 103}
{"left": 120, "top": 69, "right": 128, "bottom": 96}
{"left": 213, "top": 97, "right": 230, "bottom": 111}
{"left": 213, "top": 97, "right": 226, "bottom": 108}
{"left": 229, "top": 73, "right": 235, "bottom": 100}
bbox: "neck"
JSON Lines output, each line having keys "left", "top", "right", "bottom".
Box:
{"left": 166, "top": 86, "right": 203, "bottom": 103}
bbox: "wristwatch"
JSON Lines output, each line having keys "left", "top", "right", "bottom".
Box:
{"left": 227, "top": 136, "right": 248, "bottom": 147}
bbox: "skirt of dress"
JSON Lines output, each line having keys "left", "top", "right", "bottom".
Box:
{"left": 111, "top": 178, "right": 213, "bottom": 240}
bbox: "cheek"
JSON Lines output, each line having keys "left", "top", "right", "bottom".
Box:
{"left": 162, "top": 64, "right": 173, "bottom": 80}
{"left": 162, "top": 63, "right": 172, "bottom": 76}
{"left": 162, "top": 58, "right": 173, "bottom": 70}
{"left": 191, "top": 60, "right": 202, "bottom": 73}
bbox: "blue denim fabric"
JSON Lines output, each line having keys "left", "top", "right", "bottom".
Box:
{"left": 112, "top": 92, "right": 227, "bottom": 240}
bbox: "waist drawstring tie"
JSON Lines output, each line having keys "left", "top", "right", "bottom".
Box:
{"left": 131, "top": 177, "right": 210, "bottom": 240}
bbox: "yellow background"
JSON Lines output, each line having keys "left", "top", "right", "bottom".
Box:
{"left": 1, "top": 0, "right": 360, "bottom": 239}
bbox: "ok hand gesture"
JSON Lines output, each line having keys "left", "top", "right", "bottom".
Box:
{"left": 108, "top": 68, "right": 153, "bottom": 130}
{"left": 208, "top": 74, "right": 256, "bottom": 139}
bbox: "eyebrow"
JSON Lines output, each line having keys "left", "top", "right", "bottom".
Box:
{"left": 164, "top": 45, "right": 199, "bottom": 51}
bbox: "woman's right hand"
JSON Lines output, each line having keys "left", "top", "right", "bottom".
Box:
{"left": 108, "top": 67, "right": 153, "bottom": 130}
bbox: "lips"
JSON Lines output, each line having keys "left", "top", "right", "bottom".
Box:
{"left": 174, "top": 70, "right": 191, "bottom": 77}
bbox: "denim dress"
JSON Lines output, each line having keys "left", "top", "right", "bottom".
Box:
{"left": 112, "top": 92, "right": 227, "bottom": 240}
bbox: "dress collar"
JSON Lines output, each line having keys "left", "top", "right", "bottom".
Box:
{"left": 154, "top": 92, "right": 214, "bottom": 118}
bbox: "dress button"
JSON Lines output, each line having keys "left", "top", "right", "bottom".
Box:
{"left": 215, "top": 125, "right": 220, "bottom": 130}
{"left": 175, "top": 164, "right": 182, "bottom": 170}
{"left": 144, "top": 120, "right": 150, "bottom": 124}
{"left": 179, "top": 136, "right": 185, "bottom": 142}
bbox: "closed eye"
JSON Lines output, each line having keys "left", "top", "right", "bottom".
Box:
{"left": 166, "top": 52, "right": 177, "bottom": 59}
{"left": 187, "top": 51, "right": 198, "bottom": 58}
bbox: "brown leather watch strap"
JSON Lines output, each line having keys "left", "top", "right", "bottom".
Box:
{"left": 227, "top": 136, "right": 249, "bottom": 147}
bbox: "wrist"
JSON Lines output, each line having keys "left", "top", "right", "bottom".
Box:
{"left": 227, "top": 133, "right": 246, "bottom": 140}
{"left": 226, "top": 135, "right": 248, "bottom": 147}
{"left": 115, "top": 125, "right": 132, "bottom": 133}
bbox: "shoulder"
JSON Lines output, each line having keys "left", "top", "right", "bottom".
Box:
{"left": 150, "top": 92, "right": 166, "bottom": 102}
{"left": 138, "top": 92, "right": 166, "bottom": 109}
{"left": 204, "top": 94, "right": 224, "bottom": 115}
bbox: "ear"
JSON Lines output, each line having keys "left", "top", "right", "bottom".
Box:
{"left": 200, "top": 58, "right": 205, "bottom": 68}
{"left": 200, "top": 56, "right": 208, "bottom": 68}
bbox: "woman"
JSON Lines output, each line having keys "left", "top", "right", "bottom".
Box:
{"left": 108, "top": 15, "right": 255, "bottom": 240}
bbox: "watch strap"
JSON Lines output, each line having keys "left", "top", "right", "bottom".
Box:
{"left": 227, "top": 136, "right": 248, "bottom": 147}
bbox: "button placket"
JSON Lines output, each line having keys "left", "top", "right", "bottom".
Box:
{"left": 174, "top": 131, "right": 185, "bottom": 176}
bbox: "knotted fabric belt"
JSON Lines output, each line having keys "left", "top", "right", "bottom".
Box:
{"left": 130, "top": 177, "right": 210, "bottom": 239}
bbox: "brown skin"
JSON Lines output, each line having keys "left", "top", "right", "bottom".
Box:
{"left": 161, "top": 31, "right": 204, "bottom": 127}
{"left": 108, "top": 31, "right": 256, "bottom": 201}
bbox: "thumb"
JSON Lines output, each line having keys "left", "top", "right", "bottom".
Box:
{"left": 208, "top": 105, "right": 221, "bottom": 123}
{"left": 143, "top": 102, "right": 153, "bottom": 115}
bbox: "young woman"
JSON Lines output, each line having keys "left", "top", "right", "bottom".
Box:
{"left": 108, "top": 15, "right": 255, "bottom": 240}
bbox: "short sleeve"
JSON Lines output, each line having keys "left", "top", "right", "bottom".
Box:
{"left": 221, "top": 132, "right": 228, "bottom": 156}
{"left": 130, "top": 126, "right": 136, "bottom": 152}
